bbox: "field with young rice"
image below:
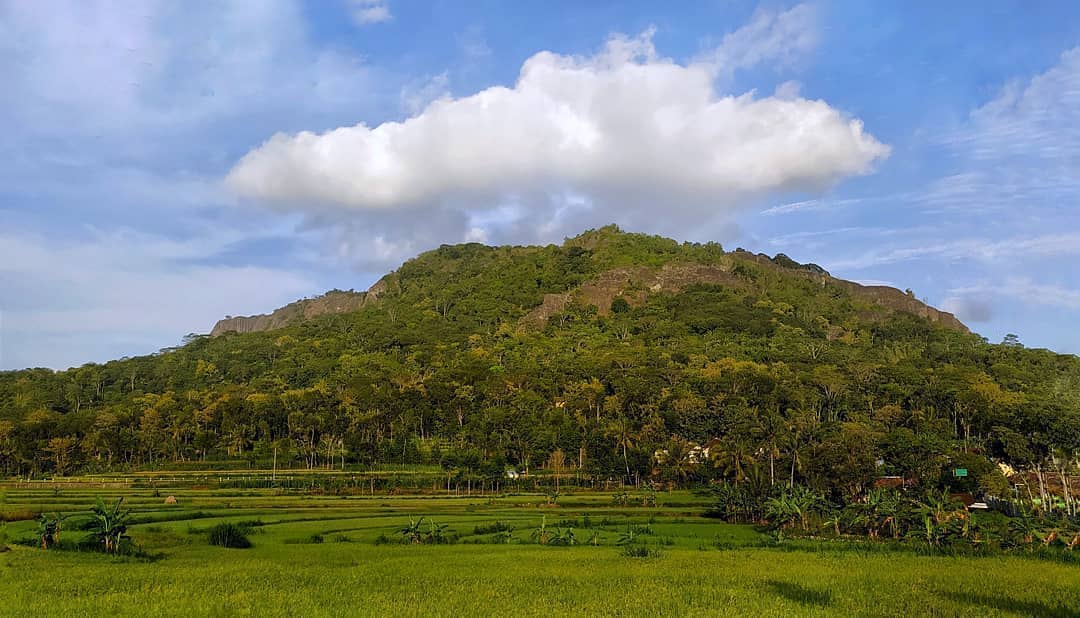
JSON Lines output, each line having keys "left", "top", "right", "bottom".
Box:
{"left": 1, "top": 480, "right": 1078, "bottom": 617}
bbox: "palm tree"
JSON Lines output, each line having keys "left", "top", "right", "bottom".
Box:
{"left": 88, "top": 496, "right": 132, "bottom": 554}
{"left": 605, "top": 416, "right": 636, "bottom": 486}
{"left": 710, "top": 435, "right": 757, "bottom": 484}
{"left": 660, "top": 438, "right": 698, "bottom": 488}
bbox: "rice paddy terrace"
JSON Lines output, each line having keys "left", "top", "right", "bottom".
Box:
{"left": 1, "top": 472, "right": 1078, "bottom": 617}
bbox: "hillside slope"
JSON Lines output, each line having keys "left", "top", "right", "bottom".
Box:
{"left": 208, "top": 225, "right": 966, "bottom": 337}
{"left": 210, "top": 289, "right": 379, "bottom": 336}
{"left": 1, "top": 226, "right": 1076, "bottom": 500}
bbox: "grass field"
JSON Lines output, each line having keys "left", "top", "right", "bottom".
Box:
{"left": 1, "top": 478, "right": 1078, "bottom": 617}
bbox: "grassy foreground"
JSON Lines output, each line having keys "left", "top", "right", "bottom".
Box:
{"left": 1, "top": 482, "right": 1078, "bottom": 617}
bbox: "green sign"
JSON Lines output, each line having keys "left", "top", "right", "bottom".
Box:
{"left": 953, "top": 468, "right": 968, "bottom": 477}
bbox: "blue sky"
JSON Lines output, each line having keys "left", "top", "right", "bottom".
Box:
{"left": 2, "top": 0, "right": 1079, "bottom": 370}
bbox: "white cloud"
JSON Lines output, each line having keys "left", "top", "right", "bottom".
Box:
{"left": 457, "top": 26, "right": 492, "bottom": 61}
{"left": 0, "top": 227, "right": 319, "bottom": 370}
{"left": 947, "top": 47, "right": 1080, "bottom": 162}
{"left": 0, "top": 0, "right": 378, "bottom": 140}
{"left": 919, "top": 47, "right": 1080, "bottom": 215}
{"left": 948, "top": 279, "right": 1080, "bottom": 312}
{"left": 400, "top": 72, "right": 450, "bottom": 116}
{"left": 227, "top": 24, "right": 888, "bottom": 242}
{"left": 0, "top": 0, "right": 392, "bottom": 368}
{"left": 762, "top": 196, "right": 872, "bottom": 216}
{"left": 825, "top": 231, "right": 1080, "bottom": 270}
{"left": 348, "top": 0, "right": 391, "bottom": 25}
{"left": 698, "top": 3, "right": 819, "bottom": 74}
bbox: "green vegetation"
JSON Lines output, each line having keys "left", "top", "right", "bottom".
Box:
{"left": 2, "top": 227, "right": 1076, "bottom": 510}
{"left": 88, "top": 496, "right": 132, "bottom": 554}
{"left": 207, "top": 522, "right": 252, "bottom": 548}
{"left": 0, "top": 483, "right": 1077, "bottom": 616}
{"left": 1, "top": 226, "right": 1079, "bottom": 613}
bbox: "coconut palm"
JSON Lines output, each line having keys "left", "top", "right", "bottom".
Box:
{"left": 710, "top": 435, "right": 757, "bottom": 485}
{"left": 605, "top": 416, "right": 636, "bottom": 485}
{"left": 659, "top": 437, "right": 699, "bottom": 487}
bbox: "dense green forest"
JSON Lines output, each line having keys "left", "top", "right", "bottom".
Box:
{"left": 1, "top": 226, "right": 1078, "bottom": 505}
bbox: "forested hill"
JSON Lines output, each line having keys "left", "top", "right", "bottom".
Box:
{"left": 1, "top": 225, "right": 1078, "bottom": 498}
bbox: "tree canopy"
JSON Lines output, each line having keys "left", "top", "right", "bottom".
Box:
{"left": 1, "top": 226, "right": 1076, "bottom": 502}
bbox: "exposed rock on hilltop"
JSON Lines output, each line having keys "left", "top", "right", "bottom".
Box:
{"left": 208, "top": 225, "right": 965, "bottom": 338}
{"left": 520, "top": 245, "right": 966, "bottom": 333}
{"left": 210, "top": 285, "right": 384, "bottom": 336}
{"left": 731, "top": 250, "right": 967, "bottom": 332}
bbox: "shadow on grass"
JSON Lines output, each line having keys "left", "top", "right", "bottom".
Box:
{"left": 765, "top": 580, "right": 832, "bottom": 607}
{"left": 938, "top": 591, "right": 1075, "bottom": 617}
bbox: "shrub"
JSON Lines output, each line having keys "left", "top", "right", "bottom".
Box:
{"left": 398, "top": 518, "right": 454, "bottom": 544}
{"left": 622, "top": 544, "right": 661, "bottom": 558}
{"left": 473, "top": 521, "right": 513, "bottom": 535}
{"left": 208, "top": 523, "right": 252, "bottom": 548}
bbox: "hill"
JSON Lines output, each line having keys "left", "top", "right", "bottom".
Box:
{"left": 211, "top": 225, "right": 966, "bottom": 336}
{"left": 210, "top": 289, "right": 375, "bottom": 336}
{"left": 1, "top": 225, "right": 1077, "bottom": 502}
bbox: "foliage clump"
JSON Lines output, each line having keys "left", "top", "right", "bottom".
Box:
{"left": 208, "top": 523, "right": 252, "bottom": 549}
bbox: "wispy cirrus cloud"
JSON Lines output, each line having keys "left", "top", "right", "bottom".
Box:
{"left": 0, "top": 0, "right": 388, "bottom": 369}
{"left": 0, "top": 224, "right": 320, "bottom": 369}
{"left": 348, "top": 0, "right": 392, "bottom": 25}
{"left": 826, "top": 232, "right": 1080, "bottom": 270}
{"left": 945, "top": 278, "right": 1080, "bottom": 319}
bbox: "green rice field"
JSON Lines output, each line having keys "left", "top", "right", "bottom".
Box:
{"left": 1, "top": 475, "right": 1078, "bottom": 617}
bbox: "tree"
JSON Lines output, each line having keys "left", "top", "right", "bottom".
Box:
{"left": 605, "top": 415, "right": 637, "bottom": 485}
{"left": 610, "top": 297, "right": 631, "bottom": 314}
{"left": 44, "top": 436, "right": 77, "bottom": 476}
{"left": 658, "top": 437, "right": 699, "bottom": 487}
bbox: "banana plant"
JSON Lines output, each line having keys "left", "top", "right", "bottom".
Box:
{"left": 399, "top": 517, "right": 426, "bottom": 544}
{"left": 1008, "top": 510, "right": 1039, "bottom": 547}
{"left": 426, "top": 520, "right": 449, "bottom": 544}
{"left": 530, "top": 516, "right": 551, "bottom": 545}
{"left": 822, "top": 512, "right": 844, "bottom": 536}
{"left": 88, "top": 497, "right": 131, "bottom": 554}
{"left": 37, "top": 513, "right": 66, "bottom": 549}
{"left": 549, "top": 527, "right": 576, "bottom": 546}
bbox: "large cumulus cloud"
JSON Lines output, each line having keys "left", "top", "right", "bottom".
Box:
{"left": 226, "top": 25, "right": 889, "bottom": 249}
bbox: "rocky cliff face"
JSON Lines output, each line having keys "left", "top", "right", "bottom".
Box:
{"left": 210, "top": 282, "right": 386, "bottom": 336}
{"left": 520, "top": 252, "right": 967, "bottom": 333}
{"left": 519, "top": 261, "right": 743, "bottom": 328}
{"left": 211, "top": 240, "right": 966, "bottom": 338}
{"left": 832, "top": 279, "right": 967, "bottom": 331}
